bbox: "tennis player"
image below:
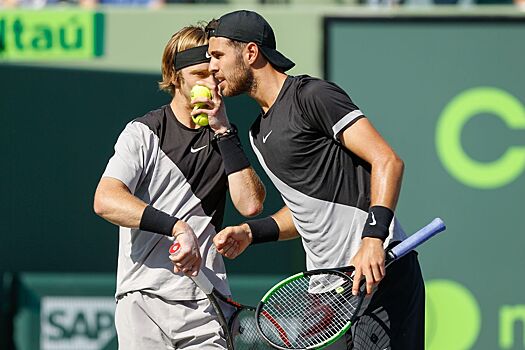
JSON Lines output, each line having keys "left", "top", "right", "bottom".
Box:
{"left": 93, "top": 23, "right": 265, "bottom": 349}
{"left": 208, "top": 10, "right": 425, "bottom": 349}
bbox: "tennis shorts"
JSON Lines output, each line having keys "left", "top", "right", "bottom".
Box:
{"left": 328, "top": 250, "right": 425, "bottom": 350}
{"left": 115, "top": 291, "right": 233, "bottom": 350}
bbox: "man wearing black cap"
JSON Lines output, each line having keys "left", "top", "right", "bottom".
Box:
{"left": 93, "top": 23, "right": 265, "bottom": 349}
{"left": 209, "top": 10, "right": 425, "bottom": 350}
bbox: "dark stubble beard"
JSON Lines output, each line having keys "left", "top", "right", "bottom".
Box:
{"left": 223, "top": 56, "right": 257, "bottom": 97}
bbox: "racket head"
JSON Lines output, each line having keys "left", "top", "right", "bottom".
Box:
{"left": 351, "top": 314, "right": 390, "bottom": 349}
{"left": 230, "top": 306, "right": 276, "bottom": 350}
{"left": 255, "top": 269, "right": 365, "bottom": 350}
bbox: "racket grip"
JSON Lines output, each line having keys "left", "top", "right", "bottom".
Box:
{"left": 169, "top": 242, "right": 214, "bottom": 294}
{"left": 191, "top": 272, "right": 215, "bottom": 294}
{"left": 389, "top": 218, "right": 446, "bottom": 260}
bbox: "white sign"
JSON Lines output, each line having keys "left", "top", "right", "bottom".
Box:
{"left": 40, "top": 296, "right": 116, "bottom": 350}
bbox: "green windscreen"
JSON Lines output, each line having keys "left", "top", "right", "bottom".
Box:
{"left": 325, "top": 17, "right": 525, "bottom": 350}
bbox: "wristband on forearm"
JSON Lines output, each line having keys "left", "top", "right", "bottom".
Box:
{"left": 215, "top": 129, "right": 251, "bottom": 176}
{"left": 139, "top": 205, "right": 179, "bottom": 237}
{"left": 361, "top": 205, "right": 394, "bottom": 241}
{"left": 246, "top": 216, "right": 279, "bottom": 245}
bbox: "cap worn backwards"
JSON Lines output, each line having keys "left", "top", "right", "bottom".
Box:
{"left": 209, "top": 10, "right": 295, "bottom": 72}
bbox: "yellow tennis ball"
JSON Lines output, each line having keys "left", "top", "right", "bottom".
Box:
{"left": 190, "top": 85, "right": 212, "bottom": 127}
{"left": 192, "top": 110, "right": 209, "bottom": 126}
{"left": 191, "top": 85, "right": 212, "bottom": 100}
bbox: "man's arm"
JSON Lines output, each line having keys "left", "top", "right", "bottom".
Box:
{"left": 93, "top": 177, "right": 202, "bottom": 276}
{"left": 192, "top": 80, "right": 265, "bottom": 217}
{"left": 93, "top": 177, "right": 146, "bottom": 227}
{"left": 272, "top": 206, "right": 300, "bottom": 240}
{"left": 213, "top": 205, "right": 299, "bottom": 259}
{"left": 339, "top": 117, "right": 404, "bottom": 295}
{"left": 340, "top": 118, "right": 403, "bottom": 210}
{"left": 227, "top": 167, "right": 265, "bottom": 217}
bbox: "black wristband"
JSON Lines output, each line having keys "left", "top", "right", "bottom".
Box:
{"left": 139, "top": 205, "right": 179, "bottom": 237}
{"left": 246, "top": 217, "right": 280, "bottom": 245}
{"left": 361, "top": 205, "right": 394, "bottom": 241}
{"left": 213, "top": 126, "right": 237, "bottom": 141}
{"left": 216, "top": 133, "right": 251, "bottom": 175}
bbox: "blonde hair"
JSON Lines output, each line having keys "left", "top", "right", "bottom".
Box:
{"left": 159, "top": 24, "right": 208, "bottom": 96}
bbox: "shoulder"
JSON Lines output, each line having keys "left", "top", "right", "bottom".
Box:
{"left": 292, "top": 75, "right": 348, "bottom": 102}
{"left": 131, "top": 105, "right": 167, "bottom": 136}
{"left": 292, "top": 75, "right": 338, "bottom": 92}
{"left": 115, "top": 106, "right": 167, "bottom": 144}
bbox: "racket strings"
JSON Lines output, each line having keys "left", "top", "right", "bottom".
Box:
{"left": 269, "top": 285, "right": 347, "bottom": 342}
{"left": 351, "top": 314, "right": 390, "bottom": 350}
{"left": 261, "top": 281, "right": 353, "bottom": 347}
{"left": 232, "top": 308, "right": 275, "bottom": 350}
{"left": 259, "top": 273, "right": 362, "bottom": 348}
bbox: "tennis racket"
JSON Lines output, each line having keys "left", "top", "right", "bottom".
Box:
{"left": 169, "top": 242, "right": 273, "bottom": 350}
{"left": 255, "top": 217, "right": 446, "bottom": 350}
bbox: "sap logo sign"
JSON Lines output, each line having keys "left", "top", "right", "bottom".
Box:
{"left": 40, "top": 296, "right": 116, "bottom": 350}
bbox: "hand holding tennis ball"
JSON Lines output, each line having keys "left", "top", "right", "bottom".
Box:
{"left": 190, "top": 85, "right": 212, "bottom": 126}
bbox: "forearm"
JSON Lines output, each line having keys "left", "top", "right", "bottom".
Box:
{"left": 271, "top": 206, "right": 300, "bottom": 240}
{"left": 214, "top": 206, "right": 299, "bottom": 259}
{"left": 242, "top": 205, "right": 299, "bottom": 245}
{"left": 339, "top": 118, "right": 404, "bottom": 211}
{"left": 228, "top": 167, "right": 265, "bottom": 217}
{"left": 93, "top": 177, "right": 147, "bottom": 228}
{"left": 369, "top": 154, "right": 404, "bottom": 210}
{"left": 361, "top": 154, "right": 403, "bottom": 241}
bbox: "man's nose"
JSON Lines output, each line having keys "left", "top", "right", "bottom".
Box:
{"left": 208, "top": 57, "right": 218, "bottom": 74}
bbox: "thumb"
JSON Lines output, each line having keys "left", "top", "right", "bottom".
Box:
{"left": 214, "top": 232, "right": 227, "bottom": 247}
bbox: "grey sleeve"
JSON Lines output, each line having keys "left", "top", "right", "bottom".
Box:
{"left": 102, "top": 122, "right": 157, "bottom": 193}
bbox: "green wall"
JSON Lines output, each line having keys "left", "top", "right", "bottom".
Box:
{"left": 326, "top": 17, "right": 525, "bottom": 350}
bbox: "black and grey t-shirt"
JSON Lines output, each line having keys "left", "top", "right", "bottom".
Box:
{"left": 103, "top": 105, "right": 230, "bottom": 300}
{"left": 250, "top": 75, "right": 406, "bottom": 270}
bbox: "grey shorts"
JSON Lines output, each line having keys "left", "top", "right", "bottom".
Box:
{"left": 327, "top": 251, "right": 425, "bottom": 350}
{"left": 115, "top": 291, "right": 233, "bottom": 350}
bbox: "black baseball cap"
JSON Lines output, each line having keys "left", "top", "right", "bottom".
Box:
{"left": 208, "top": 10, "right": 295, "bottom": 72}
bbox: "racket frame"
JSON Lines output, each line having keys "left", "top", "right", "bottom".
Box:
{"left": 256, "top": 268, "right": 365, "bottom": 350}
{"left": 194, "top": 277, "right": 271, "bottom": 350}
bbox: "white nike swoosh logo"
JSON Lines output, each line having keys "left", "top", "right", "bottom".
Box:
{"left": 263, "top": 130, "right": 273, "bottom": 143}
{"left": 190, "top": 145, "right": 207, "bottom": 153}
{"left": 205, "top": 52, "right": 211, "bottom": 59}
{"left": 370, "top": 212, "right": 377, "bottom": 226}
